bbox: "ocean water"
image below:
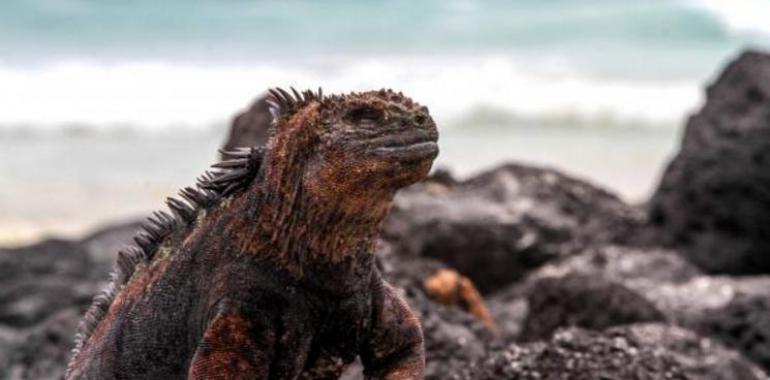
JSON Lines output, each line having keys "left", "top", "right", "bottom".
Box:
{"left": 1, "top": 0, "right": 769, "bottom": 242}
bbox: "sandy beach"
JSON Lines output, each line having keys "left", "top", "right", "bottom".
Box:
{"left": 0, "top": 123, "right": 680, "bottom": 245}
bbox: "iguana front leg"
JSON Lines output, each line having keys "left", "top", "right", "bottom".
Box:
{"left": 188, "top": 303, "right": 275, "bottom": 380}
{"left": 361, "top": 281, "right": 425, "bottom": 380}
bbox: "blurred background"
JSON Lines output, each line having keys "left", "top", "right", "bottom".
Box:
{"left": 1, "top": 0, "right": 770, "bottom": 244}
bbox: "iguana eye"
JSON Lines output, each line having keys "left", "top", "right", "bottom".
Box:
{"left": 345, "top": 106, "right": 384, "bottom": 124}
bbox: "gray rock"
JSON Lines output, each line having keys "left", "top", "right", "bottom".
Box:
{"left": 2, "top": 308, "right": 80, "bottom": 380}
{"left": 649, "top": 50, "right": 770, "bottom": 274}
{"left": 517, "top": 273, "right": 665, "bottom": 342}
{"left": 220, "top": 94, "right": 273, "bottom": 156}
{"left": 0, "top": 239, "right": 101, "bottom": 328}
{"left": 382, "top": 164, "right": 644, "bottom": 294}
{"left": 454, "top": 327, "right": 690, "bottom": 380}
{"left": 80, "top": 219, "right": 142, "bottom": 272}
{"left": 487, "top": 245, "right": 698, "bottom": 341}
{"left": 619, "top": 323, "right": 768, "bottom": 380}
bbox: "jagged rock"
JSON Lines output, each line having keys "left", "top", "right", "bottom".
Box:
{"left": 517, "top": 273, "right": 665, "bottom": 341}
{"left": 453, "top": 327, "right": 689, "bottom": 380}
{"left": 696, "top": 291, "right": 770, "bottom": 372}
{"left": 0, "top": 220, "right": 140, "bottom": 330}
{"left": 620, "top": 324, "right": 768, "bottom": 380}
{"left": 625, "top": 275, "right": 770, "bottom": 372}
{"left": 486, "top": 245, "right": 698, "bottom": 341}
{"left": 0, "top": 325, "right": 18, "bottom": 375}
{"left": 528, "top": 245, "right": 701, "bottom": 285}
{"left": 382, "top": 163, "right": 644, "bottom": 293}
{"left": 0, "top": 222, "right": 142, "bottom": 377}
{"left": 2, "top": 308, "right": 80, "bottom": 380}
{"left": 649, "top": 50, "right": 770, "bottom": 274}
{"left": 80, "top": 219, "right": 142, "bottom": 271}
{"left": 495, "top": 245, "right": 701, "bottom": 302}
{"left": 485, "top": 297, "right": 528, "bottom": 344}
{"left": 220, "top": 94, "right": 273, "bottom": 156}
{"left": 493, "top": 243, "right": 770, "bottom": 372}
{"left": 0, "top": 240, "right": 101, "bottom": 328}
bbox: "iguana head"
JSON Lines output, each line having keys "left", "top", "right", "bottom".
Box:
{"left": 264, "top": 88, "right": 439, "bottom": 209}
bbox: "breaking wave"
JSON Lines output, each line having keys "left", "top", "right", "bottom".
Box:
{"left": 0, "top": 57, "right": 702, "bottom": 133}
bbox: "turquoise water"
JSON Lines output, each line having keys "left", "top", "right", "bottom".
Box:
{"left": 0, "top": 1, "right": 763, "bottom": 71}
{"left": 0, "top": 1, "right": 769, "bottom": 240}
{"left": 1, "top": 0, "right": 769, "bottom": 130}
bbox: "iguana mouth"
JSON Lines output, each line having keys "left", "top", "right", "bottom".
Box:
{"left": 366, "top": 131, "right": 439, "bottom": 162}
{"left": 370, "top": 141, "right": 439, "bottom": 162}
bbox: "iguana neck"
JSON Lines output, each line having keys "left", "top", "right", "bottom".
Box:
{"left": 220, "top": 178, "right": 391, "bottom": 289}
{"left": 218, "top": 103, "right": 392, "bottom": 287}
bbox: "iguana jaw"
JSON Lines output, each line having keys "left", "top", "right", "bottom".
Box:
{"left": 365, "top": 125, "right": 439, "bottom": 163}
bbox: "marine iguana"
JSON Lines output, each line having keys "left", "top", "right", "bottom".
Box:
{"left": 65, "top": 88, "right": 438, "bottom": 380}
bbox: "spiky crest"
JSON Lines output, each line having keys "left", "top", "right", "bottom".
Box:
{"left": 266, "top": 86, "right": 323, "bottom": 126}
{"left": 66, "top": 87, "right": 323, "bottom": 375}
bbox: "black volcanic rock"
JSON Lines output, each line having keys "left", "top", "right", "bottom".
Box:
{"left": 382, "top": 163, "right": 644, "bottom": 294}
{"left": 615, "top": 275, "right": 770, "bottom": 373}
{"left": 2, "top": 308, "right": 81, "bottom": 380}
{"left": 0, "top": 220, "right": 140, "bottom": 330}
{"left": 499, "top": 245, "right": 701, "bottom": 300}
{"left": 220, "top": 95, "right": 273, "bottom": 156}
{"left": 609, "top": 324, "right": 766, "bottom": 380}
{"left": 530, "top": 245, "right": 701, "bottom": 284}
{"left": 487, "top": 245, "right": 699, "bottom": 341}
{"left": 0, "top": 239, "right": 101, "bottom": 328}
{"left": 649, "top": 50, "right": 770, "bottom": 274}
{"left": 79, "top": 219, "right": 142, "bottom": 272}
{"left": 518, "top": 273, "right": 665, "bottom": 341}
{"left": 697, "top": 291, "right": 770, "bottom": 372}
{"left": 0, "top": 222, "right": 142, "bottom": 379}
{"left": 454, "top": 327, "right": 690, "bottom": 380}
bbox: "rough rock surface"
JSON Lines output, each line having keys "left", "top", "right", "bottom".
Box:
{"left": 487, "top": 245, "right": 698, "bottom": 341}
{"left": 649, "top": 50, "right": 770, "bottom": 274}
{"left": 518, "top": 273, "right": 665, "bottom": 341}
{"left": 495, "top": 245, "right": 701, "bottom": 302}
{"left": 528, "top": 245, "right": 702, "bottom": 285}
{"left": 453, "top": 327, "right": 690, "bottom": 380}
{"left": 620, "top": 323, "right": 768, "bottom": 380}
{"left": 0, "top": 221, "right": 141, "bottom": 380}
{"left": 2, "top": 309, "right": 81, "bottom": 380}
{"left": 78, "top": 219, "right": 141, "bottom": 272}
{"left": 220, "top": 94, "right": 273, "bottom": 155}
{"left": 0, "top": 239, "right": 101, "bottom": 328}
{"left": 486, "top": 241, "right": 770, "bottom": 374}
{"left": 522, "top": 262, "right": 770, "bottom": 374}
{"left": 382, "top": 163, "right": 644, "bottom": 293}
{"left": 690, "top": 283, "right": 770, "bottom": 372}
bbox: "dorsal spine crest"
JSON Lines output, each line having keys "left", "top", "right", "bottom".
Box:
{"left": 65, "top": 86, "right": 324, "bottom": 375}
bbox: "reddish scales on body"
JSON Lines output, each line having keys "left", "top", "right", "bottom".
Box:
{"left": 66, "top": 88, "right": 439, "bottom": 380}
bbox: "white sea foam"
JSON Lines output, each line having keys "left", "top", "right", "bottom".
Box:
{"left": 0, "top": 57, "right": 701, "bottom": 132}
{"left": 687, "top": 0, "right": 770, "bottom": 36}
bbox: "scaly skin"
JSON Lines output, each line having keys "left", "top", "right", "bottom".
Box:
{"left": 66, "top": 88, "right": 438, "bottom": 380}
